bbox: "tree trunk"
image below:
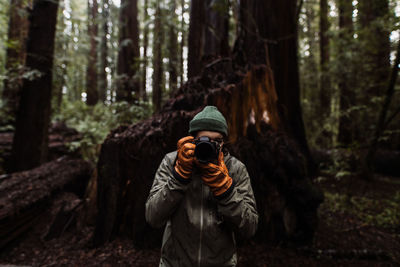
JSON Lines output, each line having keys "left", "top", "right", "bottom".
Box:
{"left": 236, "top": 0, "right": 314, "bottom": 173}
{"left": 10, "top": 0, "right": 59, "bottom": 172}
{"left": 0, "top": 157, "right": 92, "bottom": 249}
{"left": 358, "top": 0, "right": 390, "bottom": 99}
{"left": 2, "top": 0, "right": 30, "bottom": 121}
{"left": 116, "top": 0, "right": 140, "bottom": 103}
{"left": 187, "top": 0, "right": 205, "bottom": 78}
{"left": 98, "top": 0, "right": 109, "bottom": 103}
{"left": 358, "top": 0, "right": 390, "bottom": 141}
{"left": 86, "top": 0, "right": 99, "bottom": 106}
{"left": 337, "top": 0, "right": 356, "bottom": 145}
{"left": 179, "top": 0, "right": 185, "bottom": 86}
{"left": 319, "top": 0, "right": 330, "bottom": 121}
{"left": 168, "top": 0, "right": 178, "bottom": 96}
{"left": 152, "top": 1, "right": 163, "bottom": 113}
{"left": 93, "top": 61, "right": 323, "bottom": 247}
{"left": 141, "top": 0, "right": 149, "bottom": 101}
{"left": 203, "top": 0, "right": 230, "bottom": 59}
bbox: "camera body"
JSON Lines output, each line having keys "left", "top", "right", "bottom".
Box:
{"left": 194, "top": 136, "right": 220, "bottom": 163}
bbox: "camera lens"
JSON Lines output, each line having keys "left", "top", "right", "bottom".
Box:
{"left": 194, "top": 136, "right": 218, "bottom": 163}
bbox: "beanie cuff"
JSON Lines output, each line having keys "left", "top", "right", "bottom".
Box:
{"left": 189, "top": 118, "right": 228, "bottom": 136}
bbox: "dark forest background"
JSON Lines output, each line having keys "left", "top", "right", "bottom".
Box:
{"left": 0, "top": 0, "right": 400, "bottom": 265}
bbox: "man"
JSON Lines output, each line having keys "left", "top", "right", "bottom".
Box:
{"left": 145, "top": 106, "right": 258, "bottom": 267}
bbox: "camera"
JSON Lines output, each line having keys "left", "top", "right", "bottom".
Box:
{"left": 194, "top": 136, "right": 220, "bottom": 163}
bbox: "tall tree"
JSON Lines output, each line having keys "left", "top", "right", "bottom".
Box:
{"left": 187, "top": 0, "right": 205, "bottom": 78}
{"left": 179, "top": 0, "right": 185, "bottom": 85}
{"left": 2, "top": 0, "right": 30, "bottom": 121}
{"left": 358, "top": 0, "right": 390, "bottom": 98}
{"left": 141, "top": 0, "right": 149, "bottom": 101}
{"left": 237, "top": 0, "right": 313, "bottom": 171}
{"left": 116, "top": 0, "right": 140, "bottom": 103}
{"left": 168, "top": 0, "right": 178, "bottom": 95}
{"left": 152, "top": 0, "right": 163, "bottom": 112}
{"left": 319, "top": 0, "right": 330, "bottom": 120}
{"left": 203, "top": 0, "right": 230, "bottom": 58}
{"left": 9, "top": 0, "right": 59, "bottom": 172}
{"left": 98, "top": 0, "right": 109, "bottom": 103}
{"left": 337, "top": 0, "right": 355, "bottom": 145}
{"left": 86, "top": 0, "right": 99, "bottom": 105}
{"left": 358, "top": 0, "right": 390, "bottom": 139}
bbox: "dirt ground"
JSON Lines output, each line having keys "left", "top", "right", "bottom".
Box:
{"left": 1, "top": 173, "right": 399, "bottom": 267}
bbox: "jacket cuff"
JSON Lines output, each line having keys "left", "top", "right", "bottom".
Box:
{"left": 172, "top": 167, "right": 191, "bottom": 185}
{"left": 215, "top": 181, "right": 235, "bottom": 200}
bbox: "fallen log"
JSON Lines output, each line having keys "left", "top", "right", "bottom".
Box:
{"left": 94, "top": 62, "right": 323, "bottom": 248}
{"left": 0, "top": 156, "right": 92, "bottom": 249}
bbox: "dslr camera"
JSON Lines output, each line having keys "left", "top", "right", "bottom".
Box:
{"left": 194, "top": 136, "right": 221, "bottom": 163}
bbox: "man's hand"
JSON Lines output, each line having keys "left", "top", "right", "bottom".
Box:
{"left": 198, "top": 151, "right": 233, "bottom": 197}
{"left": 174, "top": 136, "right": 196, "bottom": 180}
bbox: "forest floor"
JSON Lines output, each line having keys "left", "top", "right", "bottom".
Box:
{"left": 1, "top": 172, "right": 399, "bottom": 266}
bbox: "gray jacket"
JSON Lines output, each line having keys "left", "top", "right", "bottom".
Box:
{"left": 145, "top": 151, "right": 258, "bottom": 267}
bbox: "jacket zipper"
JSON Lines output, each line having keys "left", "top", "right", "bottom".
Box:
{"left": 197, "top": 183, "right": 204, "bottom": 267}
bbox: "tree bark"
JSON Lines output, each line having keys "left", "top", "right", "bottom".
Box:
{"left": 98, "top": 0, "right": 109, "bottom": 103}
{"left": 86, "top": 0, "right": 99, "bottom": 106}
{"left": 141, "top": 0, "right": 149, "bottom": 101}
{"left": 179, "top": 0, "right": 185, "bottom": 86}
{"left": 187, "top": 0, "right": 205, "bottom": 78}
{"left": 337, "top": 0, "right": 356, "bottom": 145}
{"left": 168, "top": 0, "right": 178, "bottom": 96}
{"left": 152, "top": 1, "right": 163, "bottom": 113}
{"left": 236, "top": 0, "right": 314, "bottom": 173}
{"left": 116, "top": 0, "right": 140, "bottom": 103}
{"left": 2, "top": 0, "right": 30, "bottom": 121}
{"left": 10, "top": 0, "right": 59, "bottom": 172}
{"left": 203, "top": 0, "right": 230, "bottom": 59}
{"left": 358, "top": 0, "right": 390, "bottom": 99}
{"left": 319, "top": 0, "right": 330, "bottom": 120}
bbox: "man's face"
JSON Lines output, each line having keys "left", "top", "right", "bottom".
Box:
{"left": 195, "top": 131, "right": 224, "bottom": 147}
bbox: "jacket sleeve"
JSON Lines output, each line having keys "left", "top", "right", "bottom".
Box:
{"left": 145, "top": 152, "right": 189, "bottom": 228}
{"left": 217, "top": 160, "right": 258, "bottom": 239}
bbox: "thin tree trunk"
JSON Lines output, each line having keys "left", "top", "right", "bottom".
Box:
{"left": 116, "top": 0, "right": 140, "bottom": 103}
{"left": 86, "top": 0, "right": 99, "bottom": 106}
{"left": 152, "top": 0, "right": 163, "bottom": 112}
{"left": 179, "top": 0, "right": 185, "bottom": 86}
{"left": 2, "top": 0, "right": 30, "bottom": 120}
{"left": 141, "top": 0, "right": 149, "bottom": 101}
{"left": 10, "top": 0, "right": 59, "bottom": 172}
{"left": 168, "top": 0, "right": 178, "bottom": 96}
{"left": 337, "top": 0, "right": 355, "bottom": 145}
{"left": 203, "top": 0, "right": 230, "bottom": 58}
{"left": 319, "top": 0, "right": 330, "bottom": 119}
{"left": 98, "top": 0, "right": 109, "bottom": 103}
{"left": 187, "top": 0, "right": 205, "bottom": 78}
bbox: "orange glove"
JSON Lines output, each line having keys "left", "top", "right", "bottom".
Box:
{"left": 198, "top": 151, "right": 233, "bottom": 197}
{"left": 174, "top": 136, "right": 196, "bottom": 180}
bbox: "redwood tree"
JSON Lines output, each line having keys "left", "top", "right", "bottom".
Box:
{"left": 319, "top": 0, "right": 330, "bottom": 121}
{"left": 9, "top": 0, "right": 59, "bottom": 172}
{"left": 167, "top": 0, "right": 178, "bottom": 95}
{"left": 86, "top": 0, "right": 99, "bottom": 106}
{"left": 337, "top": 0, "right": 356, "bottom": 145}
{"left": 98, "top": 0, "right": 109, "bottom": 103}
{"left": 152, "top": 0, "right": 163, "bottom": 112}
{"left": 116, "top": 0, "right": 140, "bottom": 103}
{"left": 2, "top": 0, "right": 30, "bottom": 120}
{"left": 237, "top": 0, "right": 313, "bottom": 171}
{"left": 203, "top": 0, "right": 230, "bottom": 58}
{"left": 187, "top": 0, "right": 205, "bottom": 78}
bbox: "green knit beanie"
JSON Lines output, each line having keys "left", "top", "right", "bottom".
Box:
{"left": 189, "top": 106, "right": 228, "bottom": 136}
